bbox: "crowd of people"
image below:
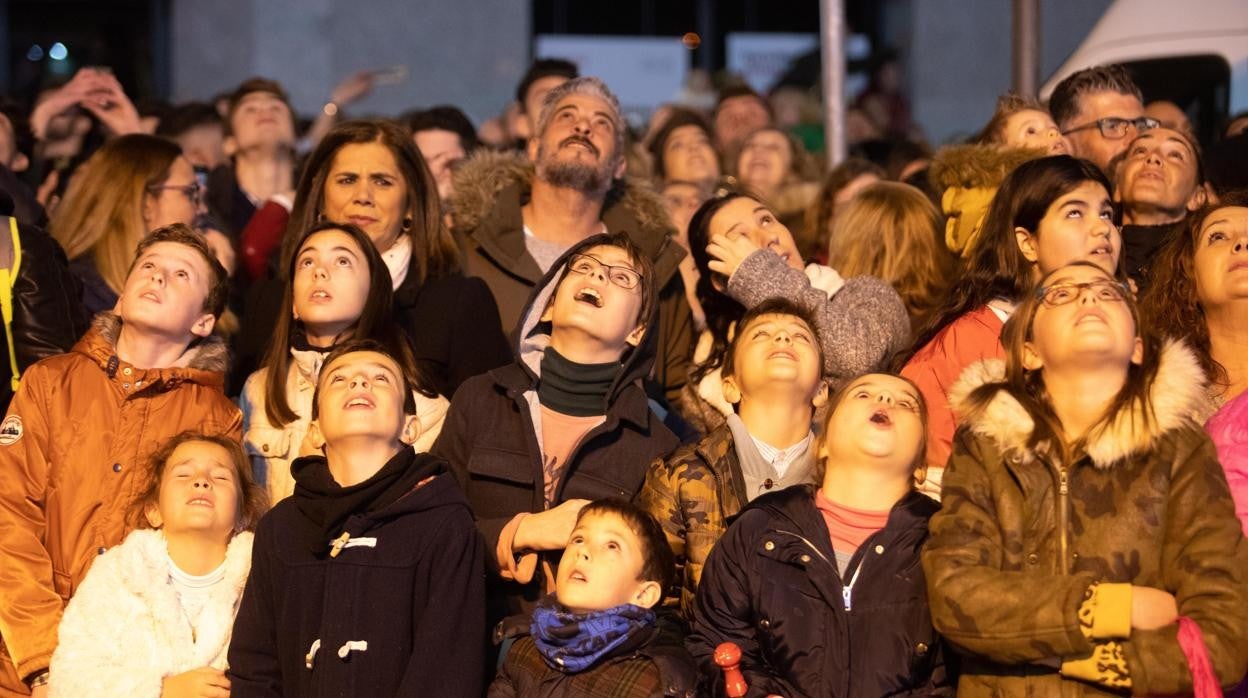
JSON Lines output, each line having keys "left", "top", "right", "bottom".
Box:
{"left": 0, "top": 50, "right": 1246, "bottom": 697}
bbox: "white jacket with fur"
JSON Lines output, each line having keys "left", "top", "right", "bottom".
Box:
{"left": 48, "top": 529, "right": 253, "bottom": 697}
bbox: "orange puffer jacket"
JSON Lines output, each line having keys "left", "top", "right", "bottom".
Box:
{"left": 0, "top": 312, "right": 242, "bottom": 688}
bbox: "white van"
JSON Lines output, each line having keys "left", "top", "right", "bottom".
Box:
{"left": 1040, "top": 0, "right": 1248, "bottom": 143}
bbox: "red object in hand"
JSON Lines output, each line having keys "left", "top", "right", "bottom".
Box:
{"left": 714, "top": 642, "right": 748, "bottom": 698}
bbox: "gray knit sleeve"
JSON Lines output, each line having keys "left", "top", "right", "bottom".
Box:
{"left": 725, "top": 250, "right": 910, "bottom": 382}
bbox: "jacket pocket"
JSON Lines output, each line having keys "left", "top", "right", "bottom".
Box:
{"left": 466, "top": 446, "right": 535, "bottom": 519}
{"left": 244, "top": 426, "right": 293, "bottom": 460}
{"left": 561, "top": 470, "right": 636, "bottom": 501}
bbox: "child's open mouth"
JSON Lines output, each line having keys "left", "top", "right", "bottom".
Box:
{"left": 574, "top": 288, "right": 603, "bottom": 308}
{"left": 869, "top": 409, "right": 892, "bottom": 426}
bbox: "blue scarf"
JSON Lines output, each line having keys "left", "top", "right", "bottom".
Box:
{"left": 530, "top": 596, "right": 656, "bottom": 673}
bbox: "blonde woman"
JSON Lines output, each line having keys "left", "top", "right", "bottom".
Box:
{"left": 49, "top": 134, "right": 200, "bottom": 314}
{"left": 827, "top": 181, "right": 956, "bottom": 331}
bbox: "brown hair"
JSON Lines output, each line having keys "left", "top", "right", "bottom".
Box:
{"left": 262, "top": 222, "right": 432, "bottom": 427}
{"left": 1140, "top": 190, "right": 1248, "bottom": 391}
{"left": 282, "top": 119, "right": 459, "bottom": 285}
{"left": 1049, "top": 64, "right": 1142, "bottom": 129}
{"left": 311, "top": 338, "right": 419, "bottom": 420}
{"left": 728, "top": 126, "right": 819, "bottom": 191}
{"left": 128, "top": 431, "right": 268, "bottom": 534}
{"left": 827, "top": 182, "right": 955, "bottom": 331}
{"left": 647, "top": 108, "right": 717, "bottom": 181}
{"left": 815, "top": 373, "right": 928, "bottom": 482}
{"left": 722, "top": 297, "right": 824, "bottom": 382}
{"left": 976, "top": 92, "right": 1047, "bottom": 145}
{"left": 128, "top": 223, "right": 231, "bottom": 318}
{"left": 963, "top": 261, "right": 1162, "bottom": 463}
{"left": 224, "top": 77, "right": 293, "bottom": 137}
{"left": 551, "top": 231, "right": 657, "bottom": 332}
{"left": 575, "top": 499, "right": 675, "bottom": 593}
{"left": 49, "top": 134, "right": 182, "bottom": 296}
{"left": 804, "top": 158, "right": 886, "bottom": 257}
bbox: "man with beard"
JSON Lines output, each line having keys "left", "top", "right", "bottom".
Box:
{"left": 451, "top": 77, "right": 694, "bottom": 415}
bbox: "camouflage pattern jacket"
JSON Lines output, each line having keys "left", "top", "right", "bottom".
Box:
{"left": 923, "top": 340, "right": 1248, "bottom": 696}
{"left": 638, "top": 423, "right": 747, "bottom": 618}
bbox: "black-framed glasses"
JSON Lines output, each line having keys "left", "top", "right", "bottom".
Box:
{"left": 567, "top": 253, "right": 643, "bottom": 290}
{"left": 147, "top": 182, "right": 202, "bottom": 204}
{"left": 1061, "top": 116, "right": 1160, "bottom": 140}
{"left": 1035, "top": 279, "right": 1129, "bottom": 307}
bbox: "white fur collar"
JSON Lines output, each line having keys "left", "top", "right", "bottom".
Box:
{"left": 949, "top": 339, "right": 1211, "bottom": 468}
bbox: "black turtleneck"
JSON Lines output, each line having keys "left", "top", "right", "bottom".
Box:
{"left": 538, "top": 346, "right": 621, "bottom": 417}
{"left": 1122, "top": 220, "right": 1183, "bottom": 289}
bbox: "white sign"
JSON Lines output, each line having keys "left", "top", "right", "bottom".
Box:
{"left": 535, "top": 35, "right": 689, "bottom": 123}
{"left": 726, "top": 33, "right": 819, "bottom": 93}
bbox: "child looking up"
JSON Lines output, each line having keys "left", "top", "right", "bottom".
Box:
{"left": 687, "top": 373, "right": 947, "bottom": 696}
{"left": 490, "top": 499, "right": 696, "bottom": 697}
{"left": 229, "top": 340, "right": 486, "bottom": 697}
{"left": 0, "top": 223, "right": 241, "bottom": 695}
{"left": 640, "top": 298, "right": 828, "bottom": 615}
{"left": 241, "top": 221, "right": 447, "bottom": 503}
{"left": 49, "top": 432, "right": 267, "bottom": 697}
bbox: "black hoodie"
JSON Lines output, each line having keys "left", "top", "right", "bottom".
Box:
{"left": 432, "top": 234, "right": 680, "bottom": 624}
{"left": 228, "top": 448, "right": 486, "bottom": 698}
{"left": 686, "top": 485, "right": 950, "bottom": 697}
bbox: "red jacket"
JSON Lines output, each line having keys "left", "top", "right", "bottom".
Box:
{"left": 902, "top": 305, "right": 1004, "bottom": 496}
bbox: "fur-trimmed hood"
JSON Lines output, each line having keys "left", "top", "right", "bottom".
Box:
{"left": 74, "top": 311, "right": 230, "bottom": 386}
{"left": 948, "top": 339, "right": 1212, "bottom": 468}
{"left": 451, "top": 149, "right": 673, "bottom": 240}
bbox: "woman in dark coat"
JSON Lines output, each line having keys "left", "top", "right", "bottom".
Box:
{"left": 235, "top": 119, "right": 509, "bottom": 397}
{"left": 687, "top": 373, "right": 948, "bottom": 697}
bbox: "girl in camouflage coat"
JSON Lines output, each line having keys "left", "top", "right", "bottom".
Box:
{"left": 924, "top": 261, "right": 1248, "bottom": 696}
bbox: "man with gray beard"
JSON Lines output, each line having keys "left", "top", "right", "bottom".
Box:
{"left": 450, "top": 77, "right": 694, "bottom": 416}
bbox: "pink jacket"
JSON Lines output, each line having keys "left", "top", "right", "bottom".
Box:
{"left": 1206, "top": 388, "right": 1248, "bottom": 536}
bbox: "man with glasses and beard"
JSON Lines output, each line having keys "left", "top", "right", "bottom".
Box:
{"left": 451, "top": 77, "right": 694, "bottom": 416}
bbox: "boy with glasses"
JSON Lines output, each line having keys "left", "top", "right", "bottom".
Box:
{"left": 433, "top": 232, "right": 679, "bottom": 637}
{"left": 1050, "top": 64, "right": 1153, "bottom": 175}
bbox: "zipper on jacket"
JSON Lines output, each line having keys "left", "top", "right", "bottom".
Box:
{"left": 775, "top": 529, "right": 862, "bottom": 611}
{"left": 1053, "top": 463, "right": 1071, "bottom": 575}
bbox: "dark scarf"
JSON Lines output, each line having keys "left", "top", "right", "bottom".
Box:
{"left": 291, "top": 447, "right": 438, "bottom": 554}
{"left": 530, "top": 596, "right": 657, "bottom": 673}
{"left": 1122, "top": 220, "right": 1182, "bottom": 287}
{"left": 538, "top": 346, "right": 620, "bottom": 417}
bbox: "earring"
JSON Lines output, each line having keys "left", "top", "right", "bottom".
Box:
{"left": 401, "top": 216, "right": 413, "bottom": 232}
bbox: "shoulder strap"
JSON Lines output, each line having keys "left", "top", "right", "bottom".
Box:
{"left": 0, "top": 216, "right": 23, "bottom": 391}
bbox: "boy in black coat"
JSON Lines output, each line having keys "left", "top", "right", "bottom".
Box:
{"left": 432, "top": 232, "right": 680, "bottom": 629}
{"left": 228, "top": 339, "right": 486, "bottom": 697}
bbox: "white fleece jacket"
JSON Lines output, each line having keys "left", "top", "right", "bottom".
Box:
{"left": 47, "top": 529, "right": 253, "bottom": 697}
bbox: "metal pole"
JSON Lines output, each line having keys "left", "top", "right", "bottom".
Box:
{"left": 1012, "top": 0, "right": 1040, "bottom": 97}
{"left": 819, "top": 0, "right": 846, "bottom": 165}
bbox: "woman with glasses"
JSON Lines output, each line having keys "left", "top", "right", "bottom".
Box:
{"left": 900, "top": 155, "right": 1122, "bottom": 497}
{"left": 924, "top": 259, "right": 1248, "bottom": 695}
{"left": 50, "top": 134, "right": 202, "bottom": 314}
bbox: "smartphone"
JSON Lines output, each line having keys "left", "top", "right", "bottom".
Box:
{"left": 367, "top": 65, "right": 407, "bottom": 85}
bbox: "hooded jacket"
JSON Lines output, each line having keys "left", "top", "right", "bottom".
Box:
{"left": 0, "top": 312, "right": 241, "bottom": 687}
{"left": 432, "top": 234, "right": 680, "bottom": 620}
{"left": 687, "top": 486, "right": 947, "bottom": 697}
{"left": 227, "top": 448, "right": 486, "bottom": 698}
{"left": 48, "top": 529, "right": 253, "bottom": 697}
{"left": 451, "top": 149, "right": 694, "bottom": 409}
{"left": 240, "top": 344, "right": 450, "bottom": 504}
{"left": 923, "top": 341, "right": 1248, "bottom": 696}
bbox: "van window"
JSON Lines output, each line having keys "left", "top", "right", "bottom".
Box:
{"left": 1125, "top": 55, "right": 1230, "bottom": 145}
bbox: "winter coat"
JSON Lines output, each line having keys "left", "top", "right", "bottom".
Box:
{"left": 687, "top": 485, "right": 948, "bottom": 697}
{"left": 450, "top": 149, "right": 694, "bottom": 409}
{"left": 0, "top": 215, "right": 89, "bottom": 412}
{"left": 928, "top": 144, "right": 1046, "bottom": 257}
{"left": 240, "top": 345, "right": 450, "bottom": 503}
{"left": 489, "top": 611, "right": 698, "bottom": 698}
{"left": 901, "top": 304, "right": 1006, "bottom": 497}
{"left": 923, "top": 340, "right": 1248, "bottom": 696}
{"left": 235, "top": 263, "right": 510, "bottom": 400}
{"left": 1206, "top": 387, "right": 1248, "bottom": 535}
{"left": 431, "top": 235, "right": 681, "bottom": 621}
{"left": 48, "top": 529, "right": 253, "bottom": 697}
{"left": 638, "top": 423, "right": 747, "bottom": 617}
{"left": 0, "top": 312, "right": 242, "bottom": 687}
{"left": 227, "top": 449, "right": 486, "bottom": 697}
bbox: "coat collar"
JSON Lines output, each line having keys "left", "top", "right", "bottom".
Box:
{"left": 949, "top": 339, "right": 1211, "bottom": 468}
{"left": 74, "top": 312, "right": 228, "bottom": 390}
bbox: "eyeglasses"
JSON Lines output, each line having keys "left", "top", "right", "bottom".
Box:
{"left": 567, "top": 253, "right": 643, "bottom": 290}
{"left": 1061, "top": 116, "right": 1160, "bottom": 140}
{"left": 1035, "top": 279, "right": 1129, "bottom": 307}
{"left": 147, "top": 182, "right": 202, "bottom": 204}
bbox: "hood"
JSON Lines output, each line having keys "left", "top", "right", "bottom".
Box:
{"left": 510, "top": 234, "right": 660, "bottom": 402}
{"left": 450, "top": 149, "right": 684, "bottom": 287}
{"left": 73, "top": 311, "right": 229, "bottom": 388}
{"left": 929, "top": 144, "right": 1048, "bottom": 257}
{"left": 949, "top": 339, "right": 1211, "bottom": 468}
